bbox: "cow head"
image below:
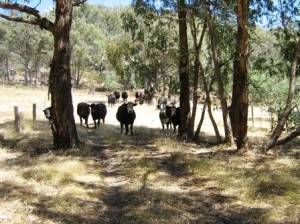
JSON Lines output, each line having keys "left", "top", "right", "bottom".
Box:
{"left": 126, "top": 102, "right": 137, "bottom": 114}
{"left": 160, "top": 106, "right": 166, "bottom": 115}
{"left": 170, "top": 106, "right": 177, "bottom": 117}
{"left": 43, "top": 107, "right": 52, "bottom": 120}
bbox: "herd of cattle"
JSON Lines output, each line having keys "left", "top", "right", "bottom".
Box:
{"left": 43, "top": 91, "right": 181, "bottom": 135}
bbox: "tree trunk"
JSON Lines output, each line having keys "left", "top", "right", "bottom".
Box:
{"left": 262, "top": 38, "right": 300, "bottom": 152}
{"left": 194, "top": 102, "right": 206, "bottom": 141}
{"left": 177, "top": 0, "right": 190, "bottom": 139}
{"left": 199, "top": 62, "right": 222, "bottom": 143}
{"left": 48, "top": 0, "right": 80, "bottom": 148}
{"left": 205, "top": 3, "right": 234, "bottom": 146}
{"left": 187, "top": 15, "right": 207, "bottom": 139}
{"left": 4, "top": 58, "right": 11, "bottom": 81}
{"left": 229, "top": 0, "right": 250, "bottom": 150}
{"left": 24, "top": 59, "right": 29, "bottom": 85}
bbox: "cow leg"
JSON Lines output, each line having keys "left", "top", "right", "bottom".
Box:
{"left": 102, "top": 118, "right": 105, "bottom": 124}
{"left": 80, "top": 117, "right": 83, "bottom": 126}
{"left": 94, "top": 120, "right": 97, "bottom": 129}
{"left": 130, "top": 124, "right": 133, "bottom": 135}
{"left": 125, "top": 124, "right": 129, "bottom": 135}
{"left": 97, "top": 119, "right": 100, "bottom": 128}
{"left": 85, "top": 118, "right": 89, "bottom": 128}
{"left": 120, "top": 123, "right": 124, "bottom": 133}
{"left": 161, "top": 121, "right": 164, "bottom": 131}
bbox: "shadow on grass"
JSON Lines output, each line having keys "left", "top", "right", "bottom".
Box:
{"left": 100, "top": 186, "right": 270, "bottom": 224}
{"left": 0, "top": 119, "right": 297, "bottom": 223}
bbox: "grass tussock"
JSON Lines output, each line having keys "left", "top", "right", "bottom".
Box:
{"left": 253, "top": 170, "right": 300, "bottom": 199}
{"left": 22, "top": 159, "right": 87, "bottom": 184}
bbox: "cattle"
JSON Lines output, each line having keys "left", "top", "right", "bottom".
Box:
{"left": 90, "top": 103, "right": 107, "bottom": 129}
{"left": 135, "top": 91, "right": 142, "bottom": 99}
{"left": 157, "top": 96, "right": 168, "bottom": 109}
{"left": 121, "top": 91, "right": 128, "bottom": 102}
{"left": 77, "top": 102, "right": 90, "bottom": 128}
{"left": 114, "top": 91, "right": 120, "bottom": 102}
{"left": 159, "top": 106, "right": 172, "bottom": 131}
{"left": 43, "top": 106, "right": 53, "bottom": 122}
{"left": 134, "top": 92, "right": 144, "bottom": 105}
{"left": 170, "top": 106, "right": 181, "bottom": 133}
{"left": 43, "top": 106, "right": 56, "bottom": 134}
{"left": 116, "top": 102, "right": 137, "bottom": 135}
{"left": 107, "top": 94, "right": 116, "bottom": 107}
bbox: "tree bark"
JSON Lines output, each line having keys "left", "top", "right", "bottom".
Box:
{"left": 262, "top": 38, "right": 300, "bottom": 152}
{"left": 229, "top": 0, "right": 250, "bottom": 150}
{"left": 48, "top": 0, "right": 80, "bottom": 148}
{"left": 177, "top": 0, "right": 190, "bottom": 139}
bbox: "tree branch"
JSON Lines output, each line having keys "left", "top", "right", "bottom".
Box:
{"left": 73, "top": 0, "right": 88, "bottom": 7}
{"left": 0, "top": 2, "right": 54, "bottom": 33}
{"left": 276, "top": 128, "right": 300, "bottom": 146}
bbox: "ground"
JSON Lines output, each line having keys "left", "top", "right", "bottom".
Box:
{"left": 0, "top": 85, "right": 299, "bottom": 224}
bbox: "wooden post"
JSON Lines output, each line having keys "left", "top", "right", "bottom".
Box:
{"left": 33, "top": 103, "right": 37, "bottom": 122}
{"left": 14, "top": 106, "right": 20, "bottom": 133}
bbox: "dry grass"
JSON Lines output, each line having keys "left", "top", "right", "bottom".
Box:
{"left": 0, "top": 85, "right": 299, "bottom": 224}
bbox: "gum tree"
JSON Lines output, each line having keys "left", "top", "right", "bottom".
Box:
{"left": 0, "top": 0, "right": 87, "bottom": 148}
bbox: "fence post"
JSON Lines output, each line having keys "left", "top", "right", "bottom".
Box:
{"left": 14, "top": 106, "right": 20, "bottom": 133}
{"left": 33, "top": 103, "right": 37, "bottom": 122}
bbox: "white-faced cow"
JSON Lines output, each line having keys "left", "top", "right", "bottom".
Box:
{"left": 170, "top": 105, "right": 181, "bottom": 133}
{"left": 90, "top": 103, "right": 107, "bottom": 129}
{"left": 157, "top": 96, "right": 168, "bottom": 110}
{"left": 116, "top": 102, "right": 137, "bottom": 135}
{"left": 159, "top": 106, "right": 172, "bottom": 131}
{"left": 43, "top": 106, "right": 56, "bottom": 134}
{"left": 43, "top": 107, "right": 53, "bottom": 122}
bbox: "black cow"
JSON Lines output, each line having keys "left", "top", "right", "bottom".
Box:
{"left": 121, "top": 91, "right": 128, "bottom": 102}
{"left": 159, "top": 106, "right": 172, "bottom": 131}
{"left": 107, "top": 94, "right": 116, "bottom": 107}
{"left": 170, "top": 106, "right": 181, "bottom": 133}
{"left": 116, "top": 102, "right": 137, "bottom": 135}
{"left": 157, "top": 96, "right": 168, "bottom": 109}
{"left": 90, "top": 103, "right": 107, "bottom": 129}
{"left": 77, "top": 102, "right": 90, "bottom": 127}
{"left": 114, "top": 91, "right": 120, "bottom": 102}
{"left": 135, "top": 92, "right": 146, "bottom": 105}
